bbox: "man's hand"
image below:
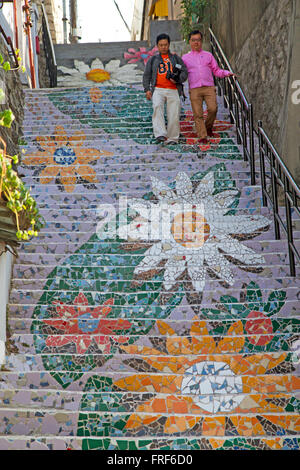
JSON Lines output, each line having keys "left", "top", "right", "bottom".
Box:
{"left": 145, "top": 91, "right": 152, "bottom": 100}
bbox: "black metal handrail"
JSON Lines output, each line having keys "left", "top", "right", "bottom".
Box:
{"left": 41, "top": 4, "right": 57, "bottom": 87}
{"left": 209, "top": 27, "right": 300, "bottom": 276}
{"left": 209, "top": 28, "right": 256, "bottom": 186}
{"left": 258, "top": 121, "right": 300, "bottom": 276}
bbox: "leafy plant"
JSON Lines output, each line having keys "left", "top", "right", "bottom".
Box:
{"left": 180, "top": 0, "right": 216, "bottom": 42}
{"left": 0, "top": 49, "right": 44, "bottom": 245}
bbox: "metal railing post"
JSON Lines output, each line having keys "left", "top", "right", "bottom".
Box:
{"left": 41, "top": 4, "right": 57, "bottom": 87}
{"left": 249, "top": 104, "right": 256, "bottom": 185}
{"left": 284, "top": 175, "right": 296, "bottom": 276}
{"left": 258, "top": 121, "right": 268, "bottom": 207}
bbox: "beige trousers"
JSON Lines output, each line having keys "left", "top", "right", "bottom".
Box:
{"left": 152, "top": 88, "right": 181, "bottom": 141}
{"left": 189, "top": 86, "right": 218, "bottom": 139}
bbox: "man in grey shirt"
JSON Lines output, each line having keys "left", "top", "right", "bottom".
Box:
{"left": 143, "top": 33, "right": 188, "bottom": 145}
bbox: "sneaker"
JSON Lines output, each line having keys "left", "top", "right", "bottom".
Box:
{"left": 165, "top": 140, "right": 178, "bottom": 145}
{"left": 198, "top": 138, "right": 211, "bottom": 151}
{"left": 155, "top": 136, "right": 166, "bottom": 143}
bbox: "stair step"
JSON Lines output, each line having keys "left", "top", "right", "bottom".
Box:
{"left": 0, "top": 409, "right": 298, "bottom": 437}
{"left": 8, "top": 292, "right": 299, "bottom": 318}
{"left": 2, "top": 350, "right": 298, "bottom": 372}
{"left": 15, "top": 239, "right": 299, "bottom": 255}
{"left": 0, "top": 389, "right": 299, "bottom": 414}
{"left": 8, "top": 317, "right": 300, "bottom": 334}
{"left": 0, "top": 436, "right": 299, "bottom": 450}
{"left": 8, "top": 331, "right": 300, "bottom": 356}
{"left": 1, "top": 371, "right": 298, "bottom": 392}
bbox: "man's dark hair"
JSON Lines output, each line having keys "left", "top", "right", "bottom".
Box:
{"left": 156, "top": 33, "right": 171, "bottom": 44}
{"left": 188, "top": 30, "right": 203, "bottom": 41}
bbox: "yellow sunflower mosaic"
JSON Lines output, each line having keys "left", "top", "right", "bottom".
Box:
{"left": 114, "top": 318, "right": 300, "bottom": 436}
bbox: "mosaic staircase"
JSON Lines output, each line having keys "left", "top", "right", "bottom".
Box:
{"left": 0, "top": 76, "right": 299, "bottom": 450}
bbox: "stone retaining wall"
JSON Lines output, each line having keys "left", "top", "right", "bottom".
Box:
{"left": 0, "top": 38, "right": 24, "bottom": 158}
{"left": 212, "top": 0, "right": 299, "bottom": 183}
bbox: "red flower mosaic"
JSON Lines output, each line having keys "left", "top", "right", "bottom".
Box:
{"left": 245, "top": 311, "right": 274, "bottom": 346}
{"left": 43, "top": 293, "right": 132, "bottom": 354}
{"left": 180, "top": 110, "right": 233, "bottom": 145}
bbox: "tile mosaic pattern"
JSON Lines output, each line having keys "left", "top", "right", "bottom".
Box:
{"left": 1, "top": 73, "right": 299, "bottom": 450}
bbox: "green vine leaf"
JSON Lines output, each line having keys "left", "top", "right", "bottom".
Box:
{"left": 2, "top": 61, "right": 11, "bottom": 72}
{"left": 0, "top": 109, "right": 15, "bottom": 128}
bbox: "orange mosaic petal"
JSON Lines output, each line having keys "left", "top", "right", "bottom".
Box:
{"left": 261, "top": 439, "right": 283, "bottom": 450}
{"left": 236, "top": 394, "right": 287, "bottom": 413}
{"left": 166, "top": 395, "right": 192, "bottom": 414}
{"left": 217, "top": 321, "right": 245, "bottom": 353}
{"left": 60, "top": 174, "right": 77, "bottom": 193}
{"left": 40, "top": 165, "right": 60, "bottom": 183}
{"left": 191, "top": 335, "right": 216, "bottom": 354}
{"left": 114, "top": 374, "right": 179, "bottom": 394}
{"left": 156, "top": 320, "right": 176, "bottom": 336}
{"left": 69, "top": 131, "right": 85, "bottom": 146}
{"left": 166, "top": 337, "right": 193, "bottom": 355}
{"left": 229, "top": 352, "right": 287, "bottom": 375}
{"left": 23, "top": 154, "right": 53, "bottom": 166}
{"left": 124, "top": 413, "right": 142, "bottom": 429}
{"left": 209, "top": 439, "right": 225, "bottom": 449}
{"left": 145, "top": 356, "right": 189, "bottom": 373}
{"left": 54, "top": 126, "right": 68, "bottom": 143}
{"left": 76, "top": 148, "right": 102, "bottom": 164}
{"left": 202, "top": 417, "right": 226, "bottom": 436}
{"left": 35, "top": 135, "right": 56, "bottom": 152}
{"left": 164, "top": 416, "right": 198, "bottom": 434}
{"left": 136, "top": 398, "right": 167, "bottom": 414}
{"left": 242, "top": 374, "right": 298, "bottom": 394}
{"left": 216, "top": 335, "right": 245, "bottom": 353}
{"left": 75, "top": 165, "right": 98, "bottom": 183}
{"left": 190, "top": 319, "right": 210, "bottom": 336}
{"left": 265, "top": 414, "right": 300, "bottom": 432}
{"left": 230, "top": 416, "right": 264, "bottom": 436}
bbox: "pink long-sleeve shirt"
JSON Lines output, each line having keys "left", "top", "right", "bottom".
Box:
{"left": 182, "top": 50, "right": 231, "bottom": 89}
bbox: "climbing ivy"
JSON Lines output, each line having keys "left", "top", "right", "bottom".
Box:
{"left": 0, "top": 49, "right": 44, "bottom": 245}
{"left": 180, "top": 0, "right": 216, "bottom": 42}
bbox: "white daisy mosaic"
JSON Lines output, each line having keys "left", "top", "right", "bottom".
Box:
{"left": 58, "top": 58, "right": 143, "bottom": 87}
{"left": 117, "top": 171, "right": 270, "bottom": 293}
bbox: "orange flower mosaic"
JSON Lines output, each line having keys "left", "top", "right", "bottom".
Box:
{"left": 114, "top": 318, "right": 300, "bottom": 436}
{"left": 23, "top": 125, "right": 113, "bottom": 192}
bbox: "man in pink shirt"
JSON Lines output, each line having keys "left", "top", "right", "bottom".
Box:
{"left": 182, "top": 30, "right": 235, "bottom": 150}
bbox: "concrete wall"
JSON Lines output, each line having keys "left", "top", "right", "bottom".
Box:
{"left": 54, "top": 40, "right": 148, "bottom": 69}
